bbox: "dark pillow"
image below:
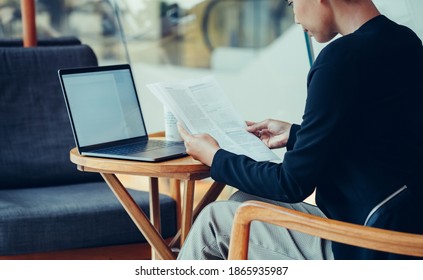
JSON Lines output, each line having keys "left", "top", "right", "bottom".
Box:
{"left": 0, "top": 45, "right": 101, "bottom": 188}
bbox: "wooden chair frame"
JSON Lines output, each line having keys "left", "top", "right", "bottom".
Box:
{"left": 228, "top": 200, "right": 423, "bottom": 259}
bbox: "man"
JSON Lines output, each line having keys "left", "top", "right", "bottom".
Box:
{"left": 177, "top": 0, "right": 423, "bottom": 259}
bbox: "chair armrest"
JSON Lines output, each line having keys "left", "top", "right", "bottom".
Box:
{"left": 228, "top": 200, "right": 423, "bottom": 259}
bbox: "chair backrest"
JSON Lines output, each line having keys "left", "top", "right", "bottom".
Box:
{"left": 0, "top": 36, "right": 81, "bottom": 47}
{"left": 0, "top": 43, "right": 101, "bottom": 189}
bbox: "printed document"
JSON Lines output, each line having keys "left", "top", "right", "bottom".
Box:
{"left": 147, "top": 76, "right": 280, "bottom": 162}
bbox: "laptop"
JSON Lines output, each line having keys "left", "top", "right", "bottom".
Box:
{"left": 58, "top": 64, "right": 187, "bottom": 162}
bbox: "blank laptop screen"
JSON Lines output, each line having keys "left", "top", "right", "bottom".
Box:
{"left": 62, "top": 68, "right": 146, "bottom": 148}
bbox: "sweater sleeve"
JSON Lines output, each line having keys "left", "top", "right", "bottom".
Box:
{"left": 286, "top": 124, "right": 301, "bottom": 151}
{"left": 210, "top": 45, "right": 356, "bottom": 203}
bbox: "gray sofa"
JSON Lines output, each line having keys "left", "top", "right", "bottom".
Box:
{"left": 0, "top": 39, "right": 176, "bottom": 258}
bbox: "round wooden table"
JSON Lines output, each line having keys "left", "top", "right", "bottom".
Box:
{"left": 70, "top": 148, "right": 225, "bottom": 260}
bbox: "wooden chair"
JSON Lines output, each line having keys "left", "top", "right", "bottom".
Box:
{"left": 228, "top": 200, "right": 423, "bottom": 259}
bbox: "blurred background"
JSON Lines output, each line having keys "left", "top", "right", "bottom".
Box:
{"left": 0, "top": 0, "right": 295, "bottom": 67}
{"left": 1, "top": 0, "right": 422, "bottom": 138}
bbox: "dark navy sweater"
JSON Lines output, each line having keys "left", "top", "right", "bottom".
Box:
{"left": 210, "top": 15, "right": 423, "bottom": 259}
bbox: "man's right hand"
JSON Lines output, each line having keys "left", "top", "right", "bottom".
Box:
{"left": 246, "top": 119, "right": 292, "bottom": 149}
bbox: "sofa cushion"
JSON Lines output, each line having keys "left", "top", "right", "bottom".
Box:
{"left": 0, "top": 45, "right": 100, "bottom": 188}
{"left": 0, "top": 182, "right": 177, "bottom": 255}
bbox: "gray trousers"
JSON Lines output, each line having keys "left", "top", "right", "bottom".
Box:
{"left": 177, "top": 191, "right": 334, "bottom": 260}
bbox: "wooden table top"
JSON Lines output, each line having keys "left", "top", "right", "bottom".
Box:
{"left": 70, "top": 148, "right": 211, "bottom": 181}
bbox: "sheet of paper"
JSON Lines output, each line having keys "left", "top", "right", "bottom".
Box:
{"left": 147, "top": 76, "right": 280, "bottom": 162}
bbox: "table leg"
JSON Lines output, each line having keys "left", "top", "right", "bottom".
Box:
{"left": 101, "top": 173, "right": 175, "bottom": 260}
{"left": 181, "top": 180, "right": 195, "bottom": 245}
{"left": 169, "top": 179, "right": 182, "bottom": 247}
{"left": 169, "top": 181, "right": 226, "bottom": 248}
{"left": 149, "top": 177, "right": 161, "bottom": 260}
{"left": 192, "top": 181, "right": 226, "bottom": 220}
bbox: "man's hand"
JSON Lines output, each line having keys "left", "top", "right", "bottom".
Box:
{"left": 177, "top": 124, "right": 220, "bottom": 167}
{"left": 246, "top": 119, "right": 292, "bottom": 149}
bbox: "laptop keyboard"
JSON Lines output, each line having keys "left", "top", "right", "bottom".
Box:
{"left": 95, "top": 140, "right": 183, "bottom": 155}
